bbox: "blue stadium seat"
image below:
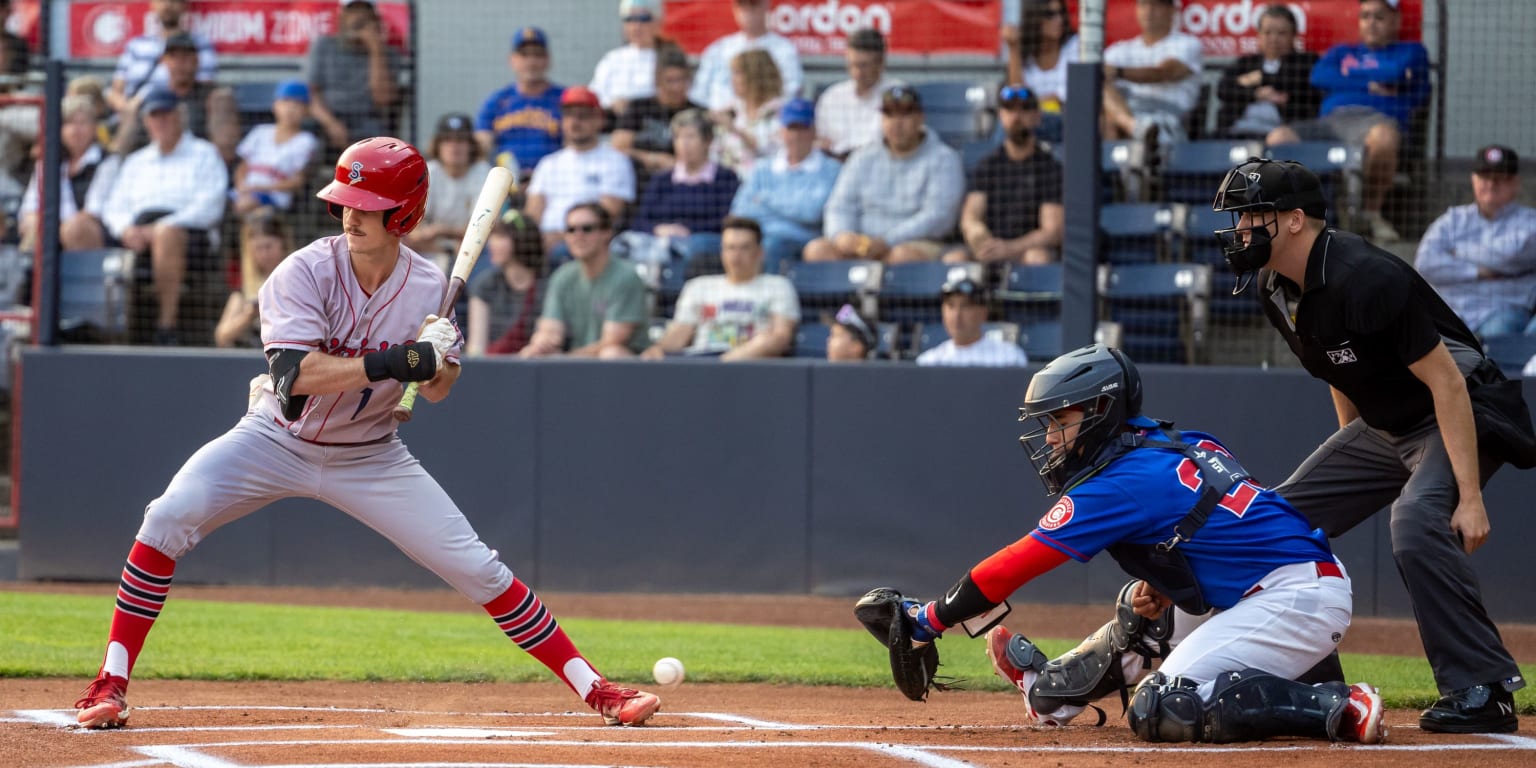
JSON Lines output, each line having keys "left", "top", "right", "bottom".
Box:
{"left": 1099, "top": 262, "right": 1212, "bottom": 364}
{"left": 1180, "top": 205, "right": 1262, "bottom": 321}
{"left": 59, "top": 249, "right": 132, "bottom": 342}
{"left": 998, "top": 263, "right": 1063, "bottom": 359}
{"left": 1100, "top": 203, "right": 1178, "bottom": 264}
{"left": 912, "top": 80, "right": 992, "bottom": 148}
{"left": 783, "top": 260, "right": 883, "bottom": 316}
{"left": 1162, "top": 140, "right": 1263, "bottom": 205}
{"left": 880, "top": 262, "right": 981, "bottom": 325}
{"left": 1482, "top": 334, "right": 1536, "bottom": 378}
{"left": 1101, "top": 140, "right": 1142, "bottom": 203}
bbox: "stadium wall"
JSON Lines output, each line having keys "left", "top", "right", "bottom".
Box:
{"left": 17, "top": 347, "right": 1536, "bottom": 622}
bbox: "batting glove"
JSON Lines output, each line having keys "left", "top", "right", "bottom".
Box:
{"left": 417, "top": 314, "right": 457, "bottom": 369}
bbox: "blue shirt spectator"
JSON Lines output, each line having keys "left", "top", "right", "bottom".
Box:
{"left": 475, "top": 27, "right": 564, "bottom": 174}
{"left": 730, "top": 98, "right": 841, "bottom": 273}
{"left": 1310, "top": 40, "right": 1429, "bottom": 131}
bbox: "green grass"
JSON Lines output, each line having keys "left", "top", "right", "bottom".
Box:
{"left": 4, "top": 591, "right": 1532, "bottom": 713}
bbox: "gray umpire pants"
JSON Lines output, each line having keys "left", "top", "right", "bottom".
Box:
{"left": 1275, "top": 414, "right": 1521, "bottom": 695}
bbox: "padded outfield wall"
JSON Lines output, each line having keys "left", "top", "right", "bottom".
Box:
{"left": 16, "top": 347, "right": 1536, "bottom": 621}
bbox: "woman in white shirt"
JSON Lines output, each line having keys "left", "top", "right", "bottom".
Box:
{"left": 590, "top": 0, "right": 665, "bottom": 116}
{"left": 1007, "top": 0, "right": 1079, "bottom": 115}
{"left": 715, "top": 49, "right": 784, "bottom": 176}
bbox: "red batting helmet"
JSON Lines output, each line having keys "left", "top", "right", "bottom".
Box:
{"left": 317, "top": 136, "right": 429, "bottom": 237}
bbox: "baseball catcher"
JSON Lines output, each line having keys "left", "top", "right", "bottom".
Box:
{"left": 855, "top": 344, "right": 1387, "bottom": 744}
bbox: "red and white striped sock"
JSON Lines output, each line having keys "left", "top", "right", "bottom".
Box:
{"left": 483, "top": 579, "right": 600, "bottom": 697}
{"left": 100, "top": 541, "right": 176, "bottom": 679}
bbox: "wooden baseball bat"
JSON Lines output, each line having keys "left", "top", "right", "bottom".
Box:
{"left": 392, "top": 165, "right": 515, "bottom": 422}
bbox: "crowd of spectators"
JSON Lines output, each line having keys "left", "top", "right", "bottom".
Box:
{"left": 5, "top": 0, "right": 1511, "bottom": 368}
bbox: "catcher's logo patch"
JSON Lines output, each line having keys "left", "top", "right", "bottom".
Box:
{"left": 1040, "top": 497, "right": 1074, "bottom": 530}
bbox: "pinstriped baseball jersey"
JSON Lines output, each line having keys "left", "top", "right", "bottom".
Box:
{"left": 257, "top": 236, "right": 462, "bottom": 444}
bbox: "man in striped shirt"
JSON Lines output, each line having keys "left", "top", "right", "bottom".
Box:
{"left": 104, "top": 0, "right": 217, "bottom": 116}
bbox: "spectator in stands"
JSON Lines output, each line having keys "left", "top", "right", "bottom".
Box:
{"left": 691, "top": 0, "right": 802, "bottom": 112}
{"left": 111, "top": 32, "right": 238, "bottom": 160}
{"left": 1006, "top": 0, "right": 1079, "bottom": 141}
{"left": 591, "top": 0, "right": 665, "bottom": 115}
{"left": 306, "top": 0, "right": 401, "bottom": 151}
{"left": 1416, "top": 145, "right": 1536, "bottom": 338}
{"left": 1100, "top": 0, "right": 1203, "bottom": 143}
{"left": 1267, "top": 0, "right": 1428, "bottom": 243}
{"left": 406, "top": 113, "right": 495, "bottom": 271}
{"left": 612, "top": 45, "right": 704, "bottom": 183}
{"left": 477, "top": 26, "right": 564, "bottom": 178}
{"left": 947, "top": 85, "right": 1062, "bottom": 265}
{"left": 68, "top": 76, "right": 113, "bottom": 144}
{"left": 0, "top": 0, "right": 29, "bottom": 74}
{"left": 99, "top": 87, "right": 228, "bottom": 345}
{"left": 805, "top": 86, "right": 964, "bottom": 264}
{"left": 214, "top": 211, "right": 290, "bottom": 349}
{"left": 21, "top": 95, "right": 119, "bottom": 254}
{"left": 467, "top": 208, "right": 545, "bottom": 356}
{"left": 104, "top": 0, "right": 216, "bottom": 115}
{"left": 715, "top": 50, "right": 785, "bottom": 175}
{"left": 524, "top": 87, "right": 636, "bottom": 253}
{"left": 827, "top": 303, "right": 877, "bottom": 362}
{"left": 917, "top": 276, "right": 1029, "bottom": 367}
{"left": 641, "top": 216, "right": 797, "bottom": 360}
{"left": 520, "top": 202, "right": 648, "bottom": 359}
{"left": 230, "top": 80, "right": 320, "bottom": 216}
{"left": 815, "top": 28, "right": 902, "bottom": 160}
{"left": 1215, "top": 5, "right": 1320, "bottom": 139}
{"left": 730, "top": 98, "right": 841, "bottom": 275}
{"left": 620, "top": 109, "right": 739, "bottom": 265}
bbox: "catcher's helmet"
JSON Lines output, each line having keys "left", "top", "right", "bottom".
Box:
{"left": 317, "top": 136, "right": 429, "bottom": 237}
{"left": 1210, "top": 157, "right": 1326, "bottom": 285}
{"left": 1018, "top": 344, "right": 1157, "bottom": 495}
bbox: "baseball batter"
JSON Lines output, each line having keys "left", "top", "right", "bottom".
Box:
{"left": 895, "top": 344, "right": 1385, "bottom": 744}
{"left": 72, "top": 137, "right": 660, "bottom": 730}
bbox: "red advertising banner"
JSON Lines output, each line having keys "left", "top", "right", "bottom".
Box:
{"left": 1068, "top": 0, "right": 1423, "bottom": 59}
{"left": 663, "top": 0, "right": 1002, "bottom": 58}
{"left": 67, "top": 0, "right": 412, "bottom": 59}
{"left": 6, "top": 1, "right": 40, "bottom": 49}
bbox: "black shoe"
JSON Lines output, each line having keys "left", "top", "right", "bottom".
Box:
{"left": 1419, "top": 684, "right": 1518, "bottom": 734}
{"left": 153, "top": 327, "right": 179, "bottom": 346}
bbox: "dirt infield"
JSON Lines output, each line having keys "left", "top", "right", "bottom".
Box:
{"left": 4, "top": 583, "right": 1536, "bottom": 767}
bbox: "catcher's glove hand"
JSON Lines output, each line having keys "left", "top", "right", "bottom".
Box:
{"left": 853, "top": 587, "right": 954, "bottom": 701}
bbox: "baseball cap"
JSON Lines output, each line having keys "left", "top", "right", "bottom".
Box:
{"left": 998, "top": 84, "right": 1039, "bottom": 110}
{"left": 780, "top": 98, "right": 814, "bottom": 128}
{"left": 941, "top": 275, "right": 989, "bottom": 304}
{"left": 273, "top": 79, "right": 310, "bottom": 104}
{"left": 1474, "top": 145, "right": 1519, "bottom": 176}
{"left": 834, "top": 304, "right": 878, "bottom": 350}
{"left": 1213, "top": 157, "right": 1327, "bottom": 219}
{"left": 162, "top": 32, "right": 197, "bottom": 54}
{"left": 512, "top": 26, "right": 548, "bottom": 51}
{"left": 847, "top": 28, "right": 886, "bottom": 54}
{"left": 138, "top": 85, "right": 180, "bottom": 116}
{"left": 559, "top": 86, "right": 601, "bottom": 110}
{"left": 436, "top": 112, "right": 474, "bottom": 137}
{"left": 620, "top": 0, "right": 660, "bottom": 21}
{"left": 880, "top": 84, "right": 923, "bottom": 114}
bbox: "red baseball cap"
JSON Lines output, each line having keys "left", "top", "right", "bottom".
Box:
{"left": 560, "top": 86, "right": 601, "bottom": 109}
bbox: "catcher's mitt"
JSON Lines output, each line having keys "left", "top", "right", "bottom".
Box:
{"left": 853, "top": 587, "right": 951, "bottom": 701}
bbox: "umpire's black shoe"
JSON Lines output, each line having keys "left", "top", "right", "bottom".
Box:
{"left": 1419, "top": 684, "right": 1518, "bottom": 734}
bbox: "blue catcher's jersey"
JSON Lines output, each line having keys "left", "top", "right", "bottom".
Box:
{"left": 1029, "top": 429, "right": 1334, "bottom": 610}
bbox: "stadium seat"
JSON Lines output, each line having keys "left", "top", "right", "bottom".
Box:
{"left": 59, "top": 248, "right": 133, "bottom": 343}
{"left": 1178, "top": 205, "right": 1265, "bottom": 321}
{"left": 1101, "top": 139, "right": 1144, "bottom": 203}
{"left": 880, "top": 262, "right": 981, "bottom": 325}
{"left": 1098, "top": 262, "right": 1212, "bottom": 365}
{"left": 1482, "top": 334, "right": 1536, "bottom": 378}
{"left": 912, "top": 321, "right": 1022, "bottom": 356}
{"left": 999, "top": 263, "right": 1063, "bottom": 360}
{"left": 1161, "top": 139, "right": 1263, "bottom": 205}
{"left": 960, "top": 128, "right": 1002, "bottom": 177}
{"left": 783, "top": 260, "right": 882, "bottom": 317}
{"left": 912, "top": 80, "right": 993, "bottom": 148}
{"left": 1100, "top": 203, "right": 1179, "bottom": 264}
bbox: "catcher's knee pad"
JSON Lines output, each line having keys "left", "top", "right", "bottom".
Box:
{"left": 1115, "top": 580, "right": 1174, "bottom": 659}
{"left": 1028, "top": 618, "right": 1131, "bottom": 714}
{"left": 1205, "top": 669, "right": 1349, "bottom": 743}
{"left": 1128, "top": 672, "right": 1205, "bottom": 743}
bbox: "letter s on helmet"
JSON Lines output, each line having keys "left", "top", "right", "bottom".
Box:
{"left": 317, "top": 137, "right": 430, "bottom": 237}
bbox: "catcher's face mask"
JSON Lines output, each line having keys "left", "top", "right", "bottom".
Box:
{"left": 1019, "top": 403, "right": 1111, "bottom": 496}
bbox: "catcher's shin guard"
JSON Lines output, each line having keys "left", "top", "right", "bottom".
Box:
{"left": 1128, "top": 672, "right": 1204, "bottom": 742}
{"left": 1204, "top": 669, "right": 1350, "bottom": 743}
{"left": 1027, "top": 580, "right": 1175, "bottom": 716}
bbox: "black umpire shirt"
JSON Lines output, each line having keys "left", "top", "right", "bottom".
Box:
{"left": 1257, "top": 228, "right": 1483, "bottom": 435}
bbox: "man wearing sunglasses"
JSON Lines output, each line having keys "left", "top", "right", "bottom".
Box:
{"left": 521, "top": 202, "right": 648, "bottom": 359}
{"left": 947, "top": 84, "right": 1062, "bottom": 265}
{"left": 915, "top": 276, "right": 1029, "bottom": 367}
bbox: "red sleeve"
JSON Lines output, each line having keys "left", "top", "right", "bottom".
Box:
{"left": 968, "top": 533, "right": 1072, "bottom": 603}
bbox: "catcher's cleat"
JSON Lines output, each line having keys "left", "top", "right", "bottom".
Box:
{"left": 985, "top": 626, "right": 1029, "bottom": 692}
{"left": 74, "top": 672, "right": 129, "bottom": 729}
{"left": 585, "top": 679, "right": 661, "bottom": 726}
{"left": 1342, "top": 683, "right": 1387, "bottom": 745}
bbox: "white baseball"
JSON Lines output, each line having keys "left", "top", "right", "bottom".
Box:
{"left": 652, "top": 656, "right": 685, "bottom": 686}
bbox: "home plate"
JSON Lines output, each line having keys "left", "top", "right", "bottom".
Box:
{"left": 383, "top": 727, "right": 555, "bottom": 738}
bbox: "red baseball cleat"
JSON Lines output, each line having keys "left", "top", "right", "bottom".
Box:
{"left": 985, "top": 625, "right": 1028, "bottom": 693}
{"left": 1343, "top": 682, "right": 1387, "bottom": 745}
{"left": 585, "top": 679, "right": 661, "bottom": 726}
{"left": 74, "top": 672, "right": 130, "bottom": 729}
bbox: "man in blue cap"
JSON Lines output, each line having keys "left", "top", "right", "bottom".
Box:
{"left": 476, "top": 26, "right": 565, "bottom": 176}
{"left": 730, "top": 97, "right": 841, "bottom": 274}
